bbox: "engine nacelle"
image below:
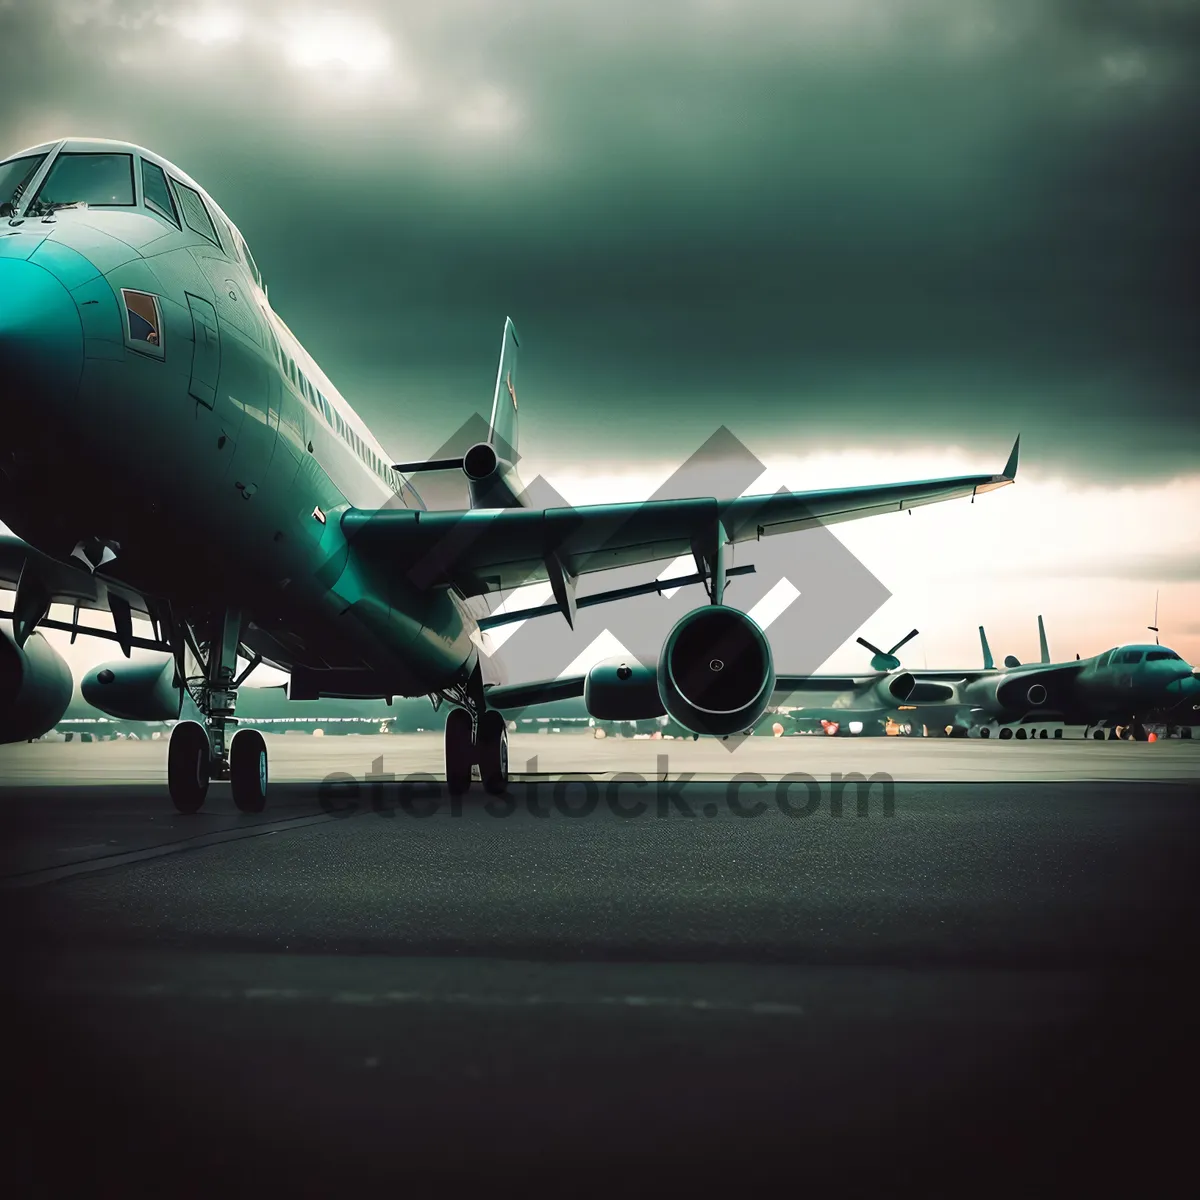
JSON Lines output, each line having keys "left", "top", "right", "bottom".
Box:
{"left": 82, "top": 652, "right": 182, "bottom": 721}
{"left": 584, "top": 657, "right": 666, "bottom": 721}
{"left": 872, "top": 671, "right": 915, "bottom": 707}
{"left": 657, "top": 606, "right": 775, "bottom": 737}
{"left": 0, "top": 624, "right": 73, "bottom": 743}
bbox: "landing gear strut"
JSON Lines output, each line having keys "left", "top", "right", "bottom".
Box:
{"left": 441, "top": 666, "right": 509, "bottom": 797}
{"left": 167, "top": 608, "right": 267, "bottom": 814}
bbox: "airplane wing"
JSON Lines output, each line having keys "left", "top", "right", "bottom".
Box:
{"left": 345, "top": 439, "right": 1019, "bottom": 599}
{"left": 0, "top": 533, "right": 154, "bottom": 618}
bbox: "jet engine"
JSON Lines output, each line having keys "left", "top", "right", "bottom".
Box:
{"left": 0, "top": 624, "right": 73, "bottom": 743}
{"left": 873, "top": 672, "right": 915, "bottom": 706}
{"left": 657, "top": 606, "right": 775, "bottom": 736}
{"left": 584, "top": 657, "right": 666, "bottom": 721}
{"left": 82, "top": 652, "right": 182, "bottom": 721}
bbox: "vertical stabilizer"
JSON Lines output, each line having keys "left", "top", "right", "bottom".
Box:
{"left": 1037, "top": 614, "right": 1050, "bottom": 664}
{"left": 979, "top": 626, "right": 994, "bottom": 670}
{"left": 488, "top": 318, "right": 520, "bottom": 463}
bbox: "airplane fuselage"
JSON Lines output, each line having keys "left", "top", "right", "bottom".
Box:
{"left": 1, "top": 138, "right": 480, "bottom": 697}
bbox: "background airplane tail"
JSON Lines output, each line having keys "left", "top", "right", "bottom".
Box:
{"left": 979, "top": 626, "right": 994, "bottom": 670}
{"left": 488, "top": 318, "right": 520, "bottom": 463}
{"left": 1037, "top": 614, "right": 1050, "bottom": 664}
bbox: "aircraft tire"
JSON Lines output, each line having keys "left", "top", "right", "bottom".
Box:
{"left": 445, "top": 707, "right": 474, "bottom": 795}
{"left": 230, "top": 728, "right": 268, "bottom": 813}
{"left": 1093, "top": 729, "right": 1105, "bottom": 740}
{"left": 168, "top": 720, "right": 210, "bottom": 814}
{"left": 999, "top": 727, "right": 1013, "bottom": 740}
{"left": 477, "top": 710, "right": 509, "bottom": 796}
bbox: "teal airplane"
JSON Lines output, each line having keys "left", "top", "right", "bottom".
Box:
{"left": 0, "top": 137, "right": 1020, "bottom": 812}
{"left": 776, "top": 615, "right": 1198, "bottom": 739}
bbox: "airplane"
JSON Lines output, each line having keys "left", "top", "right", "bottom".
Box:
{"left": 885, "top": 616, "right": 1199, "bottom": 740}
{"left": 776, "top": 614, "right": 1200, "bottom": 739}
{"left": 0, "top": 136, "right": 1021, "bottom": 812}
{"left": 774, "top": 629, "right": 924, "bottom": 735}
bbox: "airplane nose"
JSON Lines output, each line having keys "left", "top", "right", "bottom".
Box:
{"left": 0, "top": 258, "right": 84, "bottom": 421}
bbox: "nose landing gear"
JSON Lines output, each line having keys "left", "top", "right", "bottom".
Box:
{"left": 166, "top": 608, "right": 267, "bottom": 814}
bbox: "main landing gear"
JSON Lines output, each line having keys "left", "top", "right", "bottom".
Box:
{"left": 443, "top": 703, "right": 509, "bottom": 797}
{"left": 167, "top": 608, "right": 268, "bottom": 814}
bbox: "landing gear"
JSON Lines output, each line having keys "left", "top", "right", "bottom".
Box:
{"left": 999, "top": 727, "right": 1013, "bottom": 740}
{"left": 445, "top": 707, "right": 474, "bottom": 796}
{"left": 166, "top": 607, "right": 268, "bottom": 813}
{"left": 230, "top": 728, "right": 268, "bottom": 813}
{"left": 168, "top": 720, "right": 210, "bottom": 814}
{"left": 978, "top": 727, "right": 991, "bottom": 738}
{"left": 1093, "top": 729, "right": 1106, "bottom": 740}
{"left": 1129, "top": 721, "right": 1149, "bottom": 742}
{"left": 477, "top": 710, "right": 509, "bottom": 795}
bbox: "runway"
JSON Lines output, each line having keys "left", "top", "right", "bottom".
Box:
{"left": 2, "top": 736, "right": 1198, "bottom": 1192}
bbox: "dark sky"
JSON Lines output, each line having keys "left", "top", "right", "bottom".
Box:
{"left": 2, "top": 0, "right": 1198, "bottom": 479}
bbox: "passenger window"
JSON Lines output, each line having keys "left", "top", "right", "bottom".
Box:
{"left": 141, "top": 161, "right": 179, "bottom": 227}
{"left": 172, "top": 179, "right": 221, "bottom": 248}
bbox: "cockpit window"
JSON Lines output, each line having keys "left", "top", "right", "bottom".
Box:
{"left": 141, "top": 160, "right": 179, "bottom": 227}
{"left": 172, "top": 179, "right": 220, "bottom": 248}
{"left": 0, "top": 154, "right": 47, "bottom": 216}
{"left": 29, "top": 152, "right": 135, "bottom": 213}
{"left": 1118, "top": 650, "right": 1144, "bottom": 664}
{"left": 235, "top": 231, "right": 263, "bottom": 289}
{"left": 1096, "top": 650, "right": 1114, "bottom": 668}
{"left": 1146, "top": 650, "right": 1178, "bottom": 661}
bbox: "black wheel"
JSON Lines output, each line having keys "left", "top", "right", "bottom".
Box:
{"left": 445, "top": 707, "right": 474, "bottom": 795}
{"left": 979, "top": 727, "right": 990, "bottom": 738}
{"left": 1015, "top": 727, "right": 1027, "bottom": 740}
{"left": 168, "top": 720, "right": 210, "bottom": 814}
{"left": 999, "top": 727, "right": 1013, "bottom": 740}
{"left": 1108, "top": 727, "right": 1121, "bottom": 740}
{"left": 230, "top": 728, "right": 268, "bottom": 813}
{"left": 477, "top": 710, "right": 509, "bottom": 796}
{"left": 1093, "top": 729, "right": 1105, "bottom": 740}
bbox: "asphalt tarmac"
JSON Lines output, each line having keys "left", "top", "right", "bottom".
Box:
{"left": 2, "top": 736, "right": 1197, "bottom": 1194}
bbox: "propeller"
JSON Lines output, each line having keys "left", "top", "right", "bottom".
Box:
{"left": 857, "top": 628, "right": 919, "bottom": 673}
{"left": 1148, "top": 590, "right": 1160, "bottom": 645}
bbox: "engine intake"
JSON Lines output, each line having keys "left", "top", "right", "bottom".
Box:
{"left": 657, "top": 606, "right": 774, "bottom": 736}
{"left": 873, "top": 671, "right": 915, "bottom": 706}
{"left": 0, "top": 625, "right": 73, "bottom": 743}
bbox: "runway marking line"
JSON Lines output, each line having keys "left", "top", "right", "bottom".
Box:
{"left": 21, "top": 980, "right": 807, "bottom": 1017}
{"left": 0, "top": 809, "right": 352, "bottom": 891}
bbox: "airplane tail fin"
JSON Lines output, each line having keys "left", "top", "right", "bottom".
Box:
{"left": 488, "top": 318, "right": 520, "bottom": 462}
{"left": 1037, "top": 614, "right": 1050, "bottom": 664}
{"left": 979, "top": 625, "right": 994, "bottom": 670}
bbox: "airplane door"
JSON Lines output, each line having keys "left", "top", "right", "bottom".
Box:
{"left": 186, "top": 293, "right": 220, "bottom": 409}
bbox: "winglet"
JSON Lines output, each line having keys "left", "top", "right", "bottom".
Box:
{"left": 1002, "top": 434, "right": 1020, "bottom": 481}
